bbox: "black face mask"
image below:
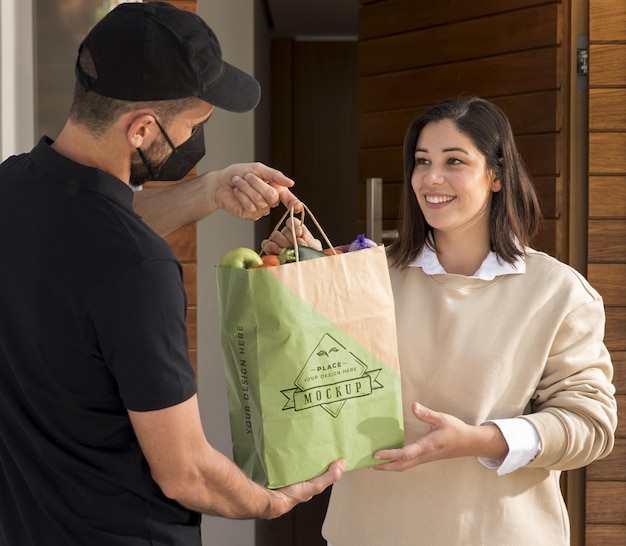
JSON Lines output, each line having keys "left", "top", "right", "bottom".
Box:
{"left": 136, "top": 118, "right": 206, "bottom": 182}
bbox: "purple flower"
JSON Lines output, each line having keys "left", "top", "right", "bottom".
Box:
{"left": 348, "top": 234, "right": 377, "bottom": 252}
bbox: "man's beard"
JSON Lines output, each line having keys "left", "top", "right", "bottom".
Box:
{"left": 129, "top": 140, "right": 169, "bottom": 188}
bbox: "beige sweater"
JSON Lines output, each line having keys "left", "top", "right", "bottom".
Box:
{"left": 323, "top": 249, "right": 616, "bottom": 546}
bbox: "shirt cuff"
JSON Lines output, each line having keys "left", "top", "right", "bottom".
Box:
{"left": 478, "top": 418, "right": 541, "bottom": 475}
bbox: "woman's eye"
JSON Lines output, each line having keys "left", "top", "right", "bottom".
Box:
{"left": 447, "top": 157, "right": 462, "bottom": 165}
{"left": 415, "top": 157, "right": 429, "bottom": 165}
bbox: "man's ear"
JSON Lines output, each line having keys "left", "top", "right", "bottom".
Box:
{"left": 127, "top": 113, "right": 156, "bottom": 149}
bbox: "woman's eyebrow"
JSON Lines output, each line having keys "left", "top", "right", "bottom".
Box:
{"left": 415, "top": 147, "right": 470, "bottom": 154}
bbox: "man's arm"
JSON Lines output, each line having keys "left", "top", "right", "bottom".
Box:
{"left": 133, "top": 163, "right": 302, "bottom": 237}
{"left": 128, "top": 394, "right": 345, "bottom": 519}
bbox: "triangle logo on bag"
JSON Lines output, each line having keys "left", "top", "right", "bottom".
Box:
{"left": 281, "top": 333, "right": 383, "bottom": 418}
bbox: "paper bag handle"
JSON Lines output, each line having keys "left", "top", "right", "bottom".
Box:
{"left": 262, "top": 203, "right": 337, "bottom": 260}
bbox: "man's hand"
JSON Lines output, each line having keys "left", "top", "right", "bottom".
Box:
{"left": 129, "top": 395, "right": 346, "bottom": 520}
{"left": 265, "top": 459, "right": 347, "bottom": 519}
{"left": 371, "top": 403, "right": 508, "bottom": 472}
{"left": 209, "top": 163, "right": 302, "bottom": 221}
{"left": 134, "top": 162, "right": 302, "bottom": 237}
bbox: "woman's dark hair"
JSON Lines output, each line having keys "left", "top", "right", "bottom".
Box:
{"left": 68, "top": 46, "right": 201, "bottom": 135}
{"left": 387, "top": 96, "right": 542, "bottom": 269}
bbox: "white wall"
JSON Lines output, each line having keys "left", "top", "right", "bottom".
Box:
{"left": 196, "top": 1, "right": 263, "bottom": 545}
{"left": 0, "top": 0, "right": 35, "bottom": 160}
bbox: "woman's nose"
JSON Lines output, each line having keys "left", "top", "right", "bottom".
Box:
{"left": 424, "top": 166, "right": 443, "bottom": 185}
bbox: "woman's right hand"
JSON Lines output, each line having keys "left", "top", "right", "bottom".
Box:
{"left": 261, "top": 217, "right": 323, "bottom": 255}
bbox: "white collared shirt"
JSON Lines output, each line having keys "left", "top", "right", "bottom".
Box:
{"left": 409, "top": 243, "right": 526, "bottom": 279}
{"left": 409, "top": 244, "right": 540, "bottom": 475}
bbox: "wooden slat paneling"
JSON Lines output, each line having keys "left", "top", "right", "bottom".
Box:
{"left": 532, "top": 219, "right": 558, "bottom": 257}
{"left": 496, "top": 91, "right": 562, "bottom": 134}
{"left": 358, "top": 4, "right": 559, "bottom": 76}
{"left": 584, "top": 1, "right": 625, "bottom": 544}
{"left": 587, "top": 265, "right": 626, "bottom": 305}
{"left": 590, "top": 0, "right": 626, "bottom": 40}
{"left": 586, "top": 524, "right": 626, "bottom": 546}
{"left": 534, "top": 177, "right": 559, "bottom": 218}
{"left": 359, "top": 48, "right": 560, "bottom": 113}
{"left": 516, "top": 133, "right": 560, "bottom": 176}
{"left": 358, "top": 91, "right": 561, "bottom": 149}
{"left": 588, "top": 220, "right": 626, "bottom": 262}
{"left": 358, "top": 0, "right": 556, "bottom": 40}
{"left": 589, "top": 45, "right": 626, "bottom": 87}
{"left": 589, "top": 134, "right": 626, "bottom": 174}
{"left": 589, "top": 176, "right": 626, "bottom": 217}
{"left": 165, "top": 0, "right": 196, "bottom": 12}
{"left": 590, "top": 89, "right": 626, "bottom": 130}
{"left": 586, "top": 481, "right": 626, "bottom": 524}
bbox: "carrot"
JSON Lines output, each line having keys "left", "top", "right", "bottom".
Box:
{"left": 250, "top": 254, "right": 280, "bottom": 268}
{"left": 262, "top": 254, "right": 280, "bottom": 266}
{"left": 323, "top": 248, "right": 344, "bottom": 256}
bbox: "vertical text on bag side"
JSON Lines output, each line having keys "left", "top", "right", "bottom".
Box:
{"left": 236, "top": 325, "right": 253, "bottom": 435}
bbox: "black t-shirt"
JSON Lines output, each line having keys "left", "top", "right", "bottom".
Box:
{"left": 0, "top": 138, "right": 200, "bottom": 545}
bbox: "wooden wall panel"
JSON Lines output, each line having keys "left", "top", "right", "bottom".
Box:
{"left": 589, "top": 134, "right": 626, "bottom": 173}
{"left": 587, "top": 1, "right": 626, "bottom": 543}
{"left": 358, "top": 4, "right": 559, "bottom": 76}
{"left": 359, "top": 48, "right": 560, "bottom": 113}
{"left": 590, "top": 0, "right": 626, "bottom": 41}
{"left": 589, "top": 176, "right": 626, "bottom": 217}
{"left": 359, "top": 0, "right": 555, "bottom": 39}
{"left": 589, "top": 45, "right": 626, "bottom": 86}
{"left": 585, "top": 525, "right": 626, "bottom": 546}
{"left": 588, "top": 265, "right": 626, "bottom": 305}
{"left": 589, "top": 89, "right": 626, "bottom": 129}
{"left": 588, "top": 220, "right": 626, "bottom": 262}
{"left": 587, "top": 482, "right": 626, "bottom": 524}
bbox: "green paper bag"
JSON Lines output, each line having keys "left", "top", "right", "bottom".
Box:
{"left": 216, "top": 244, "right": 404, "bottom": 488}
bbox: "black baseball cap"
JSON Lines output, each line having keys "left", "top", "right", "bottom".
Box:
{"left": 75, "top": 1, "right": 260, "bottom": 112}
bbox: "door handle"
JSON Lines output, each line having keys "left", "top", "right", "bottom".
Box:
{"left": 366, "top": 177, "right": 399, "bottom": 243}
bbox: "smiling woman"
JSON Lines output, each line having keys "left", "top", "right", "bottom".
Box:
{"left": 411, "top": 119, "right": 502, "bottom": 274}
{"left": 319, "top": 96, "right": 617, "bottom": 546}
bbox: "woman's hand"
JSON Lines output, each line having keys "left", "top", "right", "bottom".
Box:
{"left": 372, "top": 403, "right": 508, "bottom": 472}
{"left": 261, "top": 217, "right": 323, "bottom": 255}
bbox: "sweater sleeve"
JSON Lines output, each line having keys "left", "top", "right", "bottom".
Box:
{"left": 523, "top": 297, "right": 617, "bottom": 471}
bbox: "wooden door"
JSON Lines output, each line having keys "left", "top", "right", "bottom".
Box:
{"left": 269, "top": 39, "right": 358, "bottom": 246}
{"left": 263, "top": 38, "right": 358, "bottom": 546}
{"left": 585, "top": 1, "right": 626, "bottom": 544}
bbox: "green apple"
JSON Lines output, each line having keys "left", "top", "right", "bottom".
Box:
{"left": 217, "top": 247, "right": 263, "bottom": 268}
